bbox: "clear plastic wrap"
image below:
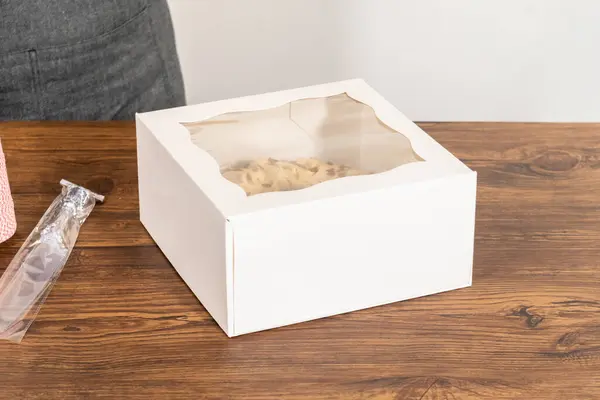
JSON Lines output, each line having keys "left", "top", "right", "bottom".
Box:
{"left": 182, "top": 93, "right": 424, "bottom": 196}
{"left": 0, "top": 179, "right": 104, "bottom": 343}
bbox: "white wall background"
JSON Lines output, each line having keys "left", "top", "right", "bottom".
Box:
{"left": 168, "top": 0, "right": 600, "bottom": 122}
{"left": 168, "top": 0, "right": 341, "bottom": 104}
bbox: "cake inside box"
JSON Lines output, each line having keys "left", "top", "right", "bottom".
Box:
{"left": 181, "top": 93, "right": 424, "bottom": 196}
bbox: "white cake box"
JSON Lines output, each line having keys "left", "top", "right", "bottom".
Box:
{"left": 136, "top": 79, "right": 477, "bottom": 337}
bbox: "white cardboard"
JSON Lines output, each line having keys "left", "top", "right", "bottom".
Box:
{"left": 136, "top": 79, "right": 477, "bottom": 337}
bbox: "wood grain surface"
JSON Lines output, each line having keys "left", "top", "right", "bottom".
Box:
{"left": 0, "top": 121, "right": 599, "bottom": 399}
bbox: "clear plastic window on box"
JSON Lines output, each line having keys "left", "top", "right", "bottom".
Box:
{"left": 182, "top": 93, "right": 424, "bottom": 196}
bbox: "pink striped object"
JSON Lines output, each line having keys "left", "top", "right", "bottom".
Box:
{"left": 0, "top": 140, "right": 16, "bottom": 243}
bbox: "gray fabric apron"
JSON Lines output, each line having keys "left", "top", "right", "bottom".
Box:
{"left": 0, "top": 0, "right": 186, "bottom": 120}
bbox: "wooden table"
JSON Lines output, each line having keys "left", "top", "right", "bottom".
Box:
{"left": 0, "top": 122, "right": 599, "bottom": 399}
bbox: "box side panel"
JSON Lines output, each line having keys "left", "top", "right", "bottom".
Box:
{"left": 225, "top": 221, "right": 234, "bottom": 335}
{"left": 136, "top": 117, "right": 230, "bottom": 335}
{"left": 231, "top": 171, "right": 477, "bottom": 336}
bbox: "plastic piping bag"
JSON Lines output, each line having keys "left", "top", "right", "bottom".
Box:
{"left": 0, "top": 179, "right": 104, "bottom": 343}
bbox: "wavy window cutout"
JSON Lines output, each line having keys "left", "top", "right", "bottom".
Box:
{"left": 181, "top": 93, "right": 425, "bottom": 196}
